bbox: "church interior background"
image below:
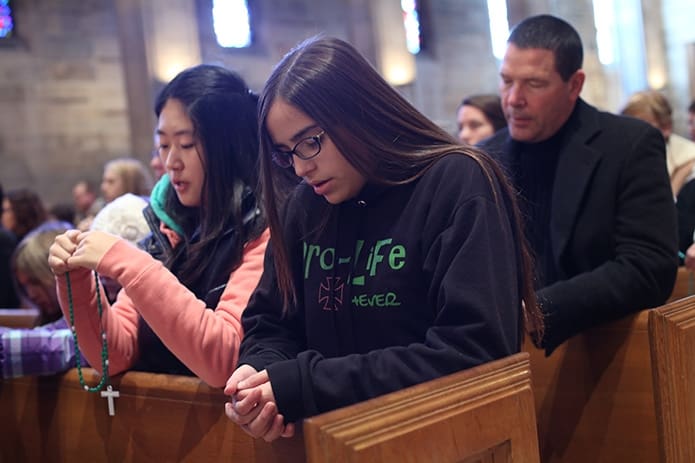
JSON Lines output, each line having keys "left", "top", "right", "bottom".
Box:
{"left": 1, "top": 0, "right": 693, "bottom": 204}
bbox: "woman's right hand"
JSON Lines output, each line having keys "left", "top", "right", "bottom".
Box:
{"left": 224, "top": 365, "right": 294, "bottom": 442}
{"left": 48, "top": 230, "right": 81, "bottom": 276}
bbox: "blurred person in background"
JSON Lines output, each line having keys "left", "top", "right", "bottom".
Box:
{"left": 150, "top": 148, "right": 166, "bottom": 181}
{"left": 100, "top": 157, "right": 153, "bottom": 204}
{"left": 0, "top": 194, "right": 151, "bottom": 378}
{"left": 456, "top": 94, "right": 507, "bottom": 145}
{"left": 12, "top": 221, "right": 72, "bottom": 325}
{"left": 621, "top": 90, "right": 695, "bottom": 196}
{"left": 72, "top": 179, "right": 104, "bottom": 225}
{"left": 77, "top": 157, "right": 153, "bottom": 231}
{"left": 2, "top": 188, "right": 48, "bottom": 242}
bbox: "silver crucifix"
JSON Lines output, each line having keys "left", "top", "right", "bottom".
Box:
{"left": 100, "top": 385, "right": 120, "bottom": 416}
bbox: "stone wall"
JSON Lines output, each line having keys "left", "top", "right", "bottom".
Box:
{"left": 0, "top": 0, "right": 131, "bottom": 205}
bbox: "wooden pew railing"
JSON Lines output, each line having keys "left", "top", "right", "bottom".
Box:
{"left": 523, "top": 267, "right": 695, "bottom": 462}
{"left": 0, "top": 307, "right": 40, "bottom": 328}
{"left": 667, "top": 267, "right": 695, "bottom": 303}
{"left": 0, "top": 367, "right": 298, "bottom": 462}
{"left": 304, "top": 352, "right": 540, "bottom": 462}
{"left": 0, "top": 353, "right": 540, "bottom": 462}
{"left": 524, "top": 310, "right": 658, "bottom": 462}
{"left": 649, "top": 295, "right": 695, "bottom": 463}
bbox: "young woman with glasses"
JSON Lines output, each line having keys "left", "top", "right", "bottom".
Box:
{"left": 48, "top": 65, "right": 268, "bottom": 387}
{"left": 224, "top": 36, "right": 543, "bottom": 441}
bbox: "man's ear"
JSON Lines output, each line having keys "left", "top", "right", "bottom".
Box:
{"left": 569, "top": 69, "right": 586, "bottom": 99}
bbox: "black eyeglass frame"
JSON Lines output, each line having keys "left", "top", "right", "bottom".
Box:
{"left": 271, "top": 130, "right": 326, "bottom": 168}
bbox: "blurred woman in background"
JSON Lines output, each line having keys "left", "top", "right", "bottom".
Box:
{"left": 100, "top": 157, "right": 153, "bottom": 204}
{"left": 456, "top": 94, "right": 506, "bottom": 145}
{"left": 2, "top": 188, "right": 47, "bottom": 241}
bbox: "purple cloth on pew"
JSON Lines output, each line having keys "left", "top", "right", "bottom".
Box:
{"left": 0, "top": 318, "right": 89, "bottom": 378}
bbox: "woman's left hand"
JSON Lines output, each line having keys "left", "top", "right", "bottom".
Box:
{"left": 67, "top": 230, "right": 122, "bottom": 271}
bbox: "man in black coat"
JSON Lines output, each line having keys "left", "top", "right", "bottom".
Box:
{"left": 481, "top": 14, "right": 678, "bottom": 354}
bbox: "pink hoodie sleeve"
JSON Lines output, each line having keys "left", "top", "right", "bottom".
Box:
{"left": 57, "top": 266, "right": 136, "bottom": 377}
{"left": 57, "top": 228, "right": 270, "bottom": 388}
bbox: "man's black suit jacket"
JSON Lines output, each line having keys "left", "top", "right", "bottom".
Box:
{"left": 482, "top": 99, "right": 678, "bottom": 354}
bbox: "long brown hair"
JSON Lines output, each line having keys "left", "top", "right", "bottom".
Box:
{"left": 258, "top": 36, "right": 543, "bottom": 342}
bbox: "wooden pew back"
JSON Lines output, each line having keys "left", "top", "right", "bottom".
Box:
{"left": 303, "top": 352, "right": 540, "bottom": 463}
{"left": 1, "top": 354, "right": 540, "bottom": 463}
{"left": 525, "top": 311, "right": 658, "bottom": 462}
{"left": 0, "top": 368, "right": 301, "bottom": 463}
{"left": 667, "top": 267, "right": 695, "bottom": 303}
{"left": 0, "top": 307, "right": 40, "bottom": 328}
{"left": 649, "top": 295, "right": 695, "bottom": 463}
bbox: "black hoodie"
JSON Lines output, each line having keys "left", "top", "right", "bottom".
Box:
{"left": 239, "top": 153, "right": 523, "bottom": 422}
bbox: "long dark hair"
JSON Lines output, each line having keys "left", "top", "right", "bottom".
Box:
{"left": 154, "top": 64, "right": 265, "bottom": 287}
{"left": 258, "top": 36, "right": 543, "bottom": 342}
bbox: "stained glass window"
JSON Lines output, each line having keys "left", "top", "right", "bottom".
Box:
{"left": 401, "top": 0, "right": 421, "bottom": 55}
{"left": 212, "top": 0, "right": 251, "bottom": 48}
{"left": 0, "top": 0, "right": 14, "bottom": 39}
{"left": 487, "top": 0, "right": 508, "bottom": 60}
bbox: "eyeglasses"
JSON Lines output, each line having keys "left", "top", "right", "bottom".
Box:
{"left": 271, "top": 130, "right": 326, "bottom": 168}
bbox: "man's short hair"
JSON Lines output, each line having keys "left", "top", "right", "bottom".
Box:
{"left": 508, "top": 14, "right": 583, "bottom": 81}
{"left": 689, "top": 100, "right": 695, "bottom": 113}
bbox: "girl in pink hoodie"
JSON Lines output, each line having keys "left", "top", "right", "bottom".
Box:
{"left": 48, "top": 65, "right": 268, "bottom": 387}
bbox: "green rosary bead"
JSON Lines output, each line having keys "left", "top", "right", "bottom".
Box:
{"left": 66, "top": 270, "right": 111, "bottom": 393}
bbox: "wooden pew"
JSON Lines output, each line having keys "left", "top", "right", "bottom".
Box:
{"left": 0, "top": 368, "right": 301, "bottom": 462}
{"left": 0, "top": 353, "right": 540, "bottom": 462}
{"left": 304, "top": 352, "right": 540, "bottom": 462}
{"left": 667, "top": 267, "right": 695, "bottom": 303}
{"left": 525, "top": 310, "right": 659, "bottom": 462}
{"left": 0, "top": 307, "right": 40, "bottom": 328}
{"left": 649, "top": 295, "right": 695, "bottom": 463}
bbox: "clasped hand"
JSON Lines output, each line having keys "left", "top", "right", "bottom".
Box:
{"left": 224, "top": 365, "right": 295, "bottom": 442}
{"left": 48, "top": 230, "right": 122, "bottom": 276}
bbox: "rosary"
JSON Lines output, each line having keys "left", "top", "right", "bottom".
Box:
{"left": 65, "top": 271, "right": 119, "bottom": 416}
